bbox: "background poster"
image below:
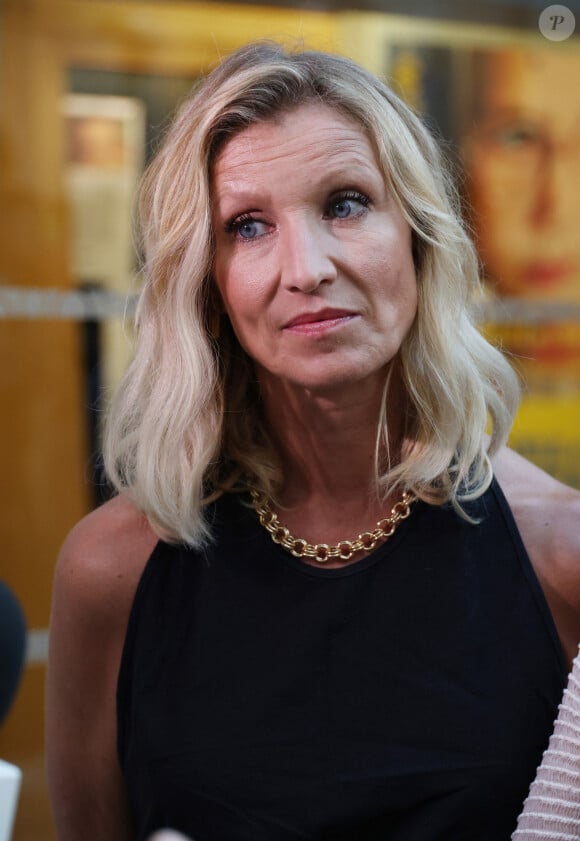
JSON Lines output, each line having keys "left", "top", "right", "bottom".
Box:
{"left": 386, "top": 42, "right": 580, "bottom": 487}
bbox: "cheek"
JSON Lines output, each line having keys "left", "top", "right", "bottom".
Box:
{"left": 216, "top": 276, "right": 272, "bottom": 354}
{"left": 469, "top": 156, "right": 533, "bottom": 221}
{"left": 213, "top": 264, "right": 249, "bottom": 324}
{"left": 365, "top": 235, "right": 416, "bottom": 300}
{"left": 215, "top": 250, "right": 274, "bottom": 316}
{"left": 468, "top": 156, "right": 507, "bottom": 208}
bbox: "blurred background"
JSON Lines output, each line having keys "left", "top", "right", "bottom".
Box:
{"left": 1, "top": 0, "right": 579, "bottom": 838}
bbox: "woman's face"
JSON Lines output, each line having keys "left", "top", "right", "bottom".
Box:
{"left": 464, "top": 50, "right": 580, "bottom": 302}
{"left": 211, "top": 104, "right": 418, "bottom": 397}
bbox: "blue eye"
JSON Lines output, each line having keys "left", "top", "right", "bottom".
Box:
{"left": 238, "top": 219, "right": 260, "bottom": 239}
{"left": 332, "top": 199, "right": 354, "bottom": 218}
{"left": 225, "top": 215, "right": 268, "bottom": 241}
{"left": 327, "top": 192, "right": 370, "bottom": 220}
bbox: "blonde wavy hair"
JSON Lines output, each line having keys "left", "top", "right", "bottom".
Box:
{"left": 104, "top": 40, "right": 520, "bottom": 545}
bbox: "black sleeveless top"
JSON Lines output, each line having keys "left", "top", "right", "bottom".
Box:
{"left": 117, "top": 480, "right": 567, "bottom": 841}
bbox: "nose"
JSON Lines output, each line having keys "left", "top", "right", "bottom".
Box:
{"left": 530, "top": 138, "right": 580, "bottom": 228}
{"left": 279, "top": 217, "right": 338, "bottom": 293}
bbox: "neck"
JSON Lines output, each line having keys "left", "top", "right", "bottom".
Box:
{"left": 257, "top": 367, "right": 408, "bottom": 509}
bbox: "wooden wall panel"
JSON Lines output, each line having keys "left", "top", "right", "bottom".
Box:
{"left": 0, "top": 3, "right": 338, "bottom": 839}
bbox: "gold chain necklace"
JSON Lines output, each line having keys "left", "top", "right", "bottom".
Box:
{"left": 249, "top": 488, "right": 416, "bottom": 563}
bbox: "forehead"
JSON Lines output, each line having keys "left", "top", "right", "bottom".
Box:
{"left": 480, "top": 50, "right": 580, "bottom": 124}
{"left": 211, "top": 104, "right": 381, "bottom": 190}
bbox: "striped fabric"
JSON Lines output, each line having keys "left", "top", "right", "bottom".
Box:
{"left": 513, "top": 648, "right": 580, "bottom": 840}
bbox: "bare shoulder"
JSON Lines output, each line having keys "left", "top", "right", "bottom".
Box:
{"left": 492, "top": 446, "right": 580, "bottom": 665}
{"left": 49, "top": 490, "right": 159, "bottom": 711}
{"left": 47, "top": 495, "right": 158, "bottom": 840}
{"left": 492, "top": 446, "right": 580, "bottom": 548}
{"left": 60, "top": 492, "right": 158, "bottom": 567}
{"left": 56, "top": 493, "right": 159, "bottom": 614}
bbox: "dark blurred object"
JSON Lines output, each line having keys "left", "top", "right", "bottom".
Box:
{"left": 0, "top": 581, "right": 26, "bottom": 725}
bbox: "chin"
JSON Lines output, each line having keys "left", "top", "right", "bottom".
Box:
{"left": 281, "top": 361, "right": 390, "bottom": 395}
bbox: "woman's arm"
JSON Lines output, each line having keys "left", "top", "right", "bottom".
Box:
{"left": 492, "top": 447, "right": 580, "bottom": 670}
{"left": 491, "top": 449, "right": 580, "bottom": 838}
{"left": 46, "top": 496, "right": 157, "bottom": 841}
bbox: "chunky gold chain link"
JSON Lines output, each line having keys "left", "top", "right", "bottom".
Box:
{"left": 249, "top": 489, "right": 416, "bottom": 563}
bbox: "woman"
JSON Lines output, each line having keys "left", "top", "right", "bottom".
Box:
{"left": 462, "top": 48, "right": 580, "bottom": 306}
{"left": 460, "top": 47, "right": 580, "bottom": 389}
{"left": 46, "top": 42, "right": 580, "bottom": 841}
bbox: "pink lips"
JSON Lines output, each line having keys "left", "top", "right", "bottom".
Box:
{"left": 283, "top": 308, "right": 357, "bottom": 333}
{"left": 523, "top": 261, "right": 576, "bottom": 288}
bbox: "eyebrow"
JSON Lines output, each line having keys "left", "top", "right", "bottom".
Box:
{"left": 477, "top": 104, "right": 553, "bottom": 124}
